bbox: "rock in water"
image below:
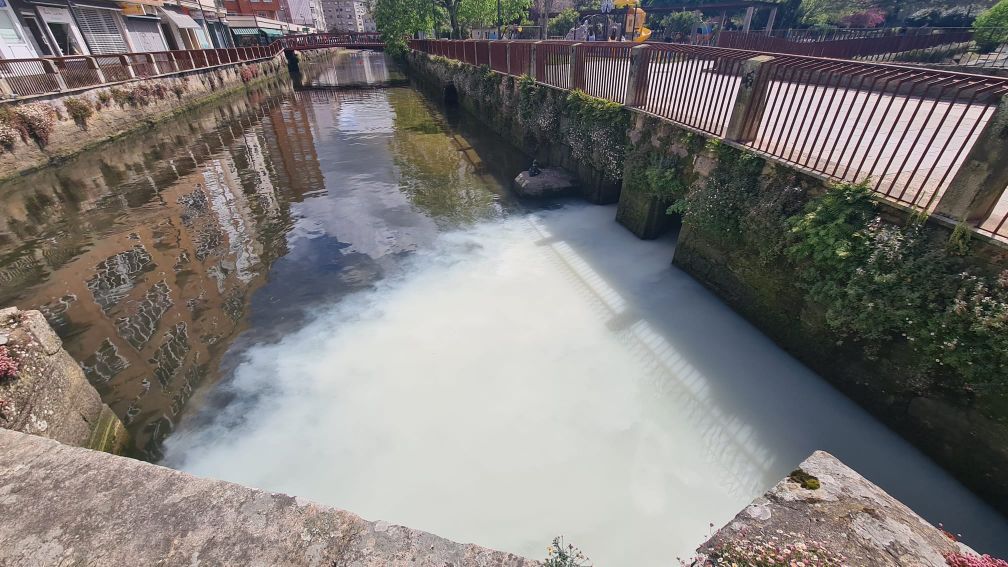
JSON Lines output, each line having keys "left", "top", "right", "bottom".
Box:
{"left": 513, "top": 167, "right": 577, "bottom": 197}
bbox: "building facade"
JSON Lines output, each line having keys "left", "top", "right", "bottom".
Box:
{"left": 320, "top": 0, "right": 372, "bottom": 33}
{"left": 1, "top": 0, "right": 232, "bottom": 58}
{"left": 278, "top": 0, "right": 324, "bottom": 32}
{"left": 222, "top": 0, "right": 281, "bottom": 20}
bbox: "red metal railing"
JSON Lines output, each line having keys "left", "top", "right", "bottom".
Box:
{"left": 574, "top": 42, "right": 632, "bottom": 103}
{"left": 716, "top": 27, "right": 1008, "bottom": 70}
{"left": 0, "top": 33, "right": 383, "bottom": 100}
{"left": 635, "top": 44, "right": 755, "bottom": 136}
{"left": 409, "top": 38, "right": 1008, "bottom": 240}
{"left": 537, "top": 41, "right": 575, "bottom": 90}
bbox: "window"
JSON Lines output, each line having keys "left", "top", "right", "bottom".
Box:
{"left": 0, "top": 11, "right": 23, "bottom": 43}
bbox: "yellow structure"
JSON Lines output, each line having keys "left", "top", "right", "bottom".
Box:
{"left": 614, "top": 0, "right": 651, "bottom": 42}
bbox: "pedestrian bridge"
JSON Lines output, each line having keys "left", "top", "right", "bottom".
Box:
{"left": 281, "top": 33, "right": 385, "bottom": 52}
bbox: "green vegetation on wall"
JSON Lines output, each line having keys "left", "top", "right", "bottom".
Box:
{"left": 676, "top": 145, "right": 1008, "bottom": 418}
{"left": 563, "top": 90, "right": 628, "bottom": 181}
{"left": 974, "top": 0, "right": 1008, "bottom": 52}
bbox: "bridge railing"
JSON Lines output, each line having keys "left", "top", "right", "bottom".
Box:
{"left": 0, "top": 34, "right": 380, "bottom": 101}
{"left": 409, "top": 38, "right": 1008, "bottom": 242}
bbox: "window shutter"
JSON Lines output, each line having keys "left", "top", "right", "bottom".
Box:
{"left": 74, "top": 7, "right": 129, "bottom": 54}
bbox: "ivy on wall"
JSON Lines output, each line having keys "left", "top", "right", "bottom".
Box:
{"left": 677, "top": 145, "right": 1008, "bottom": 417}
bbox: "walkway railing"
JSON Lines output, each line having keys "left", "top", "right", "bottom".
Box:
{"left": 409, "top": 39, "right": 1008, "bottom": 242}
{"left": 715, "top": 27, "right": 1008, "bottom": 70}
{"left": 0, "top": 33, "right": 384, "bottom": 100}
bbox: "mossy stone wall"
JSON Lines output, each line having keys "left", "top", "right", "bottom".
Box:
{"left": 405, "top": 50, "right": 1008, "bottom": 514}
{"left": 404, "top": 51, "right": 628, "bottom": 204}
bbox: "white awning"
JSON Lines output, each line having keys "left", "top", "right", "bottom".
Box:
{"left": 159, "top": 8, "right": 200, "bottom": 29}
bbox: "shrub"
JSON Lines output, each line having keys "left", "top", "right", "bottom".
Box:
{"left": 0, "top": 122, "right": 17, "bottom": 151}
{"left": 0, "top": 346, "right": 18, "bottom": 381}
{"left": 240, "top": 64, "right": 260, "bottom": 82}
{"left": 841, "top": 8, "right": 886, "bottom": 27}
{"left": 705, "top": 534, "right": 846, "bottom": 566}
{"left": 109, "top": 87, "right": 130, "bottom": 107}
{"left": 549, "top": 8, "right": 580, "bottom": 37}
{"left": 11, "top": 103, "right": 57, "bottom": 146}
{"left": 787, "top": 181, "right": 1008, "bottom": 391}
{"left": 544, "top": 537, "right": 590, "bottom": 567}
{"left": 97, "top": 90, "right": 111, "bottom": 107}
{"left": 63, "top": 96, "right": 94, "bottom": 127}
{"left": 946, "top": 552, "right": 1008, "bottom": 567}
{"left": 661, "top": 11, "right": 703, "bottom": 37}
{"left": 974, "top": 0, "right": 1008, "bottom": 52}
{"left": 670, "top": 144, "right": 765, "bottom": 240}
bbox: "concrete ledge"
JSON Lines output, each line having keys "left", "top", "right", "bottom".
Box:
{"left": 0, "top": 428, "right": 536, "bottom": 566}
{"left": 697, "top": 451, "right": 967, "bottom": 566}
{"left": 0, "top": 307, "right": 128, "bottom": 454}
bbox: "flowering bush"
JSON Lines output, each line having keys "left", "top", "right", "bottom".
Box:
{"left": 0, "top": 121, "right": 17, "bottom": 151}
{"left": 12, "top": 103, "right": 57, "bottom": 146}
{"left": 544, "top": 537, "right": 590, "bottom": 567}
{"left": 240, "top": 64, "right": 261, "bottom": 82}
{"left": 109, "top": 84, "right": 169, "bottom": 107}
{"left": 707, "top": 533, "right": 847, "bottom": 567}
{"left": 841, "top": 8, "right": 886, "bottom": 27}
{"left": 63, "top": 96, "right": 94, "bottom": 127}
{"left": 0, "top": 346, "right": 18, "bottom": 381}
{"left": 946, "top": 552, "right": 1008, "bottom": 567}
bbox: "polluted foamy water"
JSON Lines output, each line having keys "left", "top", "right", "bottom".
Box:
{"left": 165, "top": 204, "right": 1008, "bottom": 564}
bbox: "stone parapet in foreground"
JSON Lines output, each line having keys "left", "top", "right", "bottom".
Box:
{"left": 0, "top": 307, "right": 128, "bottom": 454}
{"left": 698, "top": 451, "right": 969, "bottom": 566}
{"left": 0, "top": 428, "right": 536, "bottom": 566}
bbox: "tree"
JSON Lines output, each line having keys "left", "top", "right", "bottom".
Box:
{"left": 660, "top": 11, "right": 701, "bottom": 36}
{"left": 374, "top": 0, "right": 434, "bottom": 52}
{"left": 974, "top": 0, "right": 1008, "bottom": 53}
{"left": 458, "top": 0, "right": 531, "bottom": 29}
{"left": 548, "top": 7, "right": 579, "bottom": 36}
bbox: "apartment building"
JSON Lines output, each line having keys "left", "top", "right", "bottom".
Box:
{"left": 321, "top": 0, "right": 373, "bottom": 33}
{"left": 279, "top": 0, "right": 325, "bottom": 32}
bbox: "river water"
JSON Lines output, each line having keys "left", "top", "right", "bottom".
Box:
{"left": 0, "top": 51, "right": 1005, "bottom": 563}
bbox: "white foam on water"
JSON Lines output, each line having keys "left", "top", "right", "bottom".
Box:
{"left": 165, "top": 203, "right": 1008, "bottom": 564}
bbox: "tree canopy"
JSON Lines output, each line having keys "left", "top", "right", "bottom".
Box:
{"left": 375, "top": 0, "right": 531, "bottom": 43}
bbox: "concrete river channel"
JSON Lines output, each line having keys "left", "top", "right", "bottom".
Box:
{"left": 0, "top": 51, "right": 1004, "bottom": 564}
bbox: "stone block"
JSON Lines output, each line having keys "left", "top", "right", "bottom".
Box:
{"left": 698, "top": 451, "right": 966, "bottom": 567}
{"left": 513, "top": 167, "right": 578, "bottom": 197}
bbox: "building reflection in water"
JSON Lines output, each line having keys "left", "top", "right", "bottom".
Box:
{"left": 0, "top": 84, "right": 328, "bottom": 459}
{"left": 0, "top": 59, "right": 522, "bottom": 461}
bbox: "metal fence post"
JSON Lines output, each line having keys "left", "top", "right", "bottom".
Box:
{"left": 530, "top": 41, "right": 540, "bottom": 80}
{"left": 147, "top": 53, "right": 161, "bottom": 75}
{"left": 505, "top": 40, "right": 511, "bottom": 74}
{"left": 623, "top": 44, "right": 650, "bottom": 107}
{"left": 85, "top": 57, "right": 106, "bottom": 84}
{"left": 569, "top": 42, "right": 581, "bottom": 90}
{"left": 723, "top": 55, "right": 774, "bottom": 144}
{"left": 0, "top": 76, "right": 13, "bottom": 98}
{"left": 40, "top": 60, "right": 67, "bottom": 92}
{"left": 934, "top": 95, "right": 1008, "bottom": 223}
{"left": 118, "top": 55, "right": 136, "bottom": 80}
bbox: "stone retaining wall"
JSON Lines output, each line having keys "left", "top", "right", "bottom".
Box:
{"left": 0, "top": 307, "right": 127, "bottom": 453}
{"left": 0, "top": 48, "right": 339, "bottom": 182}
{"left": 402, "top": 52, "right": 1008, "bottom": 516}
{"left": 695, "top": 451, "right": 973, "bottom": 566}
{"left": 0, "top": 427, "right": 536, "bottom": 566}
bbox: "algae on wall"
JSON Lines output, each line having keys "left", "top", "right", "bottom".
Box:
{"left": 403, "top": 52, "right": 631, "bottom": 204}
{"left": 670, "top": 144, "right": 1008, "bottom": 514}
